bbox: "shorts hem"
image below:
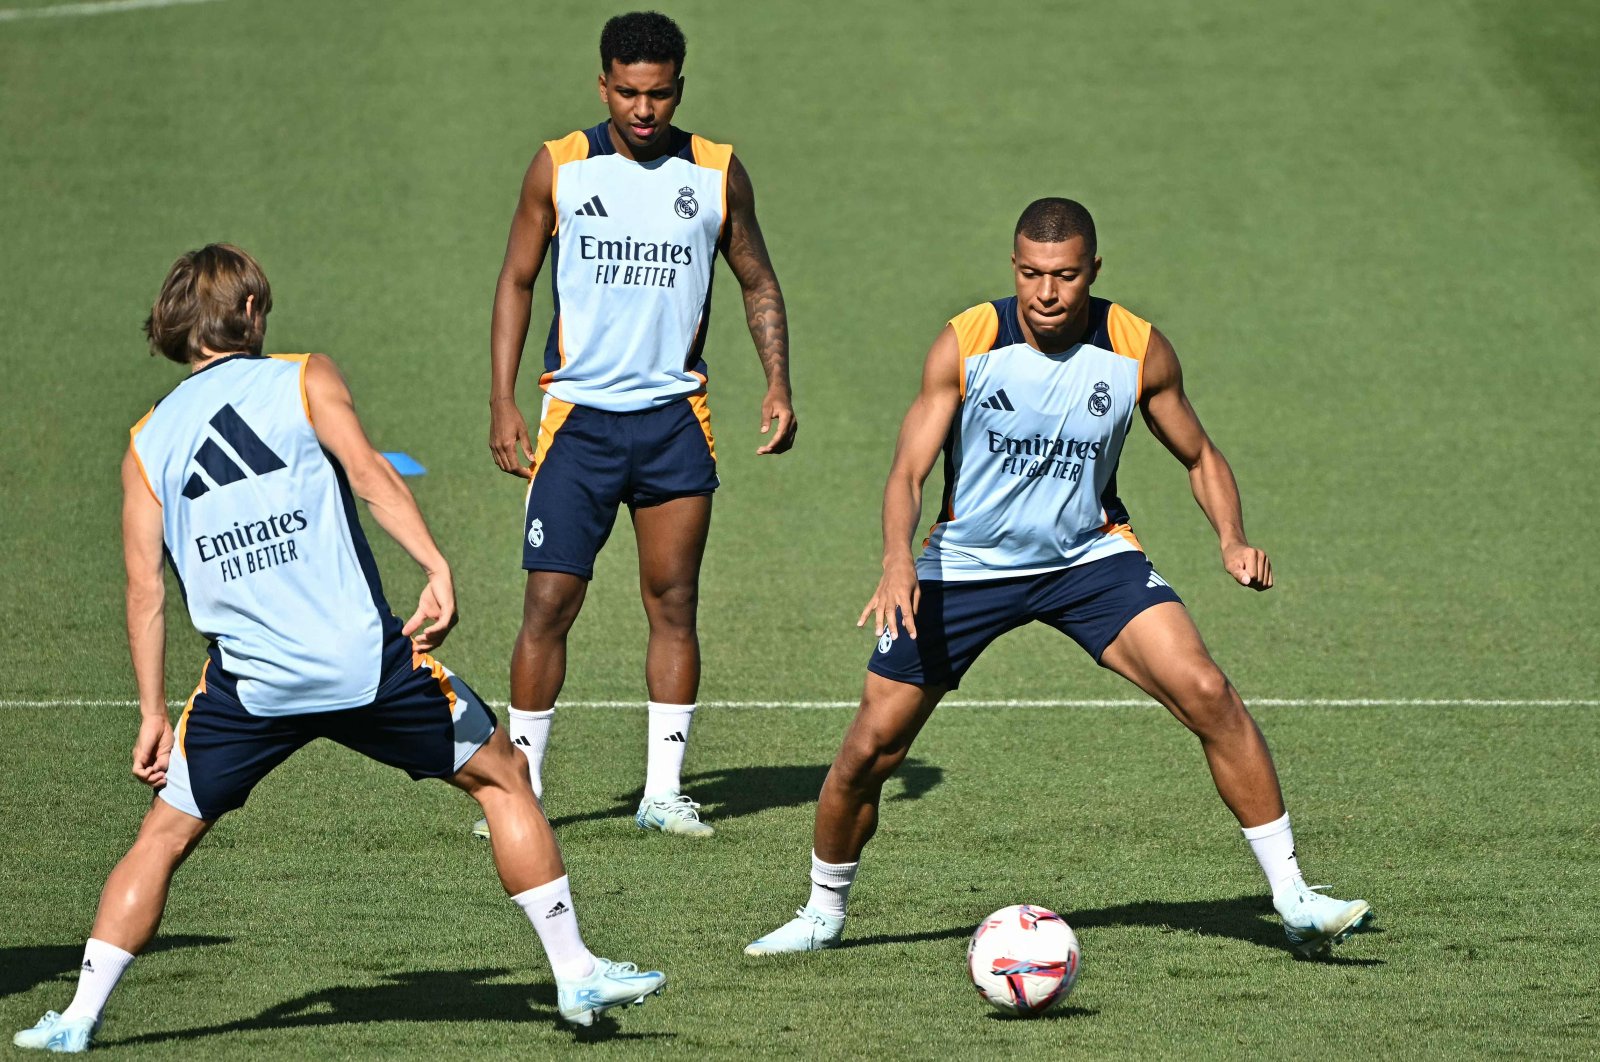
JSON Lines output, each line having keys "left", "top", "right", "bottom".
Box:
{"left": 629, "top": 486, "right": 717, "bottom": 510}
{"left": 866, "top": 660, "right": 960, "bottom": 691}
{"left": 522, "top": 560, "right": 595, "bottom": 580}
{"left": 1088, "top": 590, "right": 1183, "bottom": 663}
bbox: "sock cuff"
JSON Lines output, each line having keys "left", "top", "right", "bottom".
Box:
{"left": 511, "top": 874, "right": 571, "bottom": 906}
{"left": 647, "top": 701, "right": 695, "bottom": 715}
{"left": 508, "top": 707, "right": 555, "bottom": 721}
{"left": 810, "top": 851, "right": 860, "bottom": 883}
{"left": 1240, "top": 812, "right": 1292, "bottom": 841}
{"left": 84, "top": 938, "right": 136, "bottom": 964}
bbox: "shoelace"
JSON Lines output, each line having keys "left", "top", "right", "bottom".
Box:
{"left": 794, "top": 908, "right": 831, "bottom": 925}
{"left": 655, "top": 794, "right": 703, "bottom": 819}
{"left": 599, "top": 959, "right": 642, "bottom": 976}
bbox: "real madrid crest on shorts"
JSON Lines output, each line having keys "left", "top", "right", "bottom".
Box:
{"left": 877, "top": 627, "right": 894, "bottom": 654}
{"left": 527, "top": 518, "right": 544, "bottom": 549}
{"left": 1087, "top": 381, "right": 1112, "bottom": 417}
{"left": 674, "top": 186, "right": 699, "bottom": 219}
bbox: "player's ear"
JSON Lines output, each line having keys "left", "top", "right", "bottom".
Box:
{"left": 676, "top": 75, "right": 686, "bottom": 102}
{"left": 597, "top": 71, "right": 609, "bottom": 102}
{"left": 1090, "top": 256, "right": 1102, "bottom": 284}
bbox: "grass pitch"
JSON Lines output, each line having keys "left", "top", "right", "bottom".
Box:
{"left": 1, "top": 0, "right": 1597, "bottom": 1057}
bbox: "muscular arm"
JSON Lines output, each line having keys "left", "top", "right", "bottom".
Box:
{"left": 722, "top": 154, "right": 797, "bottom": 454}
{"left": 858, "top": 326, "right": 963, "bottom": 637}
{"left": 122, "top": 448, "right": 172, "bottom": 786}
{"left": 1139, "top": 327, "right": 1273, "bottom": 590}
{"left": 304, "top": 354, "right": 459, "bottom": 647}
{"left": 489, "top": 147, "right": 556, "bottom": 477}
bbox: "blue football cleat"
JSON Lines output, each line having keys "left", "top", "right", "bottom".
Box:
{"left": 555, "top": 958, "right": 666, "bottom": 1027}
{"left": 14, "top": 1012, "right": 98, "bottom": 1053}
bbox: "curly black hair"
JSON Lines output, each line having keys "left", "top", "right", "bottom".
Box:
{"left": 1015, "top": 198, "right": 1097, "bottom": 254}
{"left": 600, "top": 11, "right": 687, "bottom": 75}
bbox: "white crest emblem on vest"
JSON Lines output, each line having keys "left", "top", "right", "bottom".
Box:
{"left": 674, "top": 186, "right": 699, "bottom": 219}
{"left": 527, "top": 519, "right": 544, "bottom": 548}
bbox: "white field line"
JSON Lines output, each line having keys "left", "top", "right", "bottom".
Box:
{"left": 3, "top": 697, "right": 1596, "bottom": 710}
{"left": 0, "top": 0, "right": 225, "bottom": 23}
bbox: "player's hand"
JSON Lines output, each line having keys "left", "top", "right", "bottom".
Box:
{"left": 489, "top": 398, "right": 535, "bottom": 479}
{"left": 857, "top": 556, "right": 920, "bottom": 641}
{"left": 1223, "top": 543, "right": 1274, "bottom": 591}
{"left": 131, "top": 715, "right": 173, "bottom": 789}
{"left": 757, "top": 386, "right": 797, "bottom": 455}
{"left": 404, "top": 569, "right": 458, "bottom": 651}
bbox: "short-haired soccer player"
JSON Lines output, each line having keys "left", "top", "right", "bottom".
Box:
{"left": 14, "top": 246, "right": 664, "bottom": 1054}
{"left": 482, "top": 11, "right": 797, "bottom": 839}
{"left": 747, "top": 200, "right": 1373, "bottom": 958}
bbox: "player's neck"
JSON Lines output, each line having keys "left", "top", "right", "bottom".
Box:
{"left": 1014, "top": 303, "right": 1088, "bottom": 355}
{"left": 606, "top": 121, "right": 675, "bottom": 163}
{"left": 189, "top": 347, "right": 247, "bottom": 374}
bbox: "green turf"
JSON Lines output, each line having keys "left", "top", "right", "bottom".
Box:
{"left": 2, "top": 0, "right": 1597, "bottom": 1057}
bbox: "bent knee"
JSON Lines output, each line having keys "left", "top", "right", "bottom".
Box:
{"left": 1170, "top": 669, "right": 1244, "bottom": 730}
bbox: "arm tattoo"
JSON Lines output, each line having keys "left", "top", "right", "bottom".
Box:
{"left": 724, "top": 156, "right": 791, "bottom": 391}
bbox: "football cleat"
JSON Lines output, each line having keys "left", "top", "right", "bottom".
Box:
{"left": 555, "top": 958, "right": 666, "bottom": 1027}
{"left": 14, "top": 1012, "right": 98, "bottom": 1053}
{"left": 1275, "top": 881, "right": 1374, "bottom": 956}
{"left": 470, "top": 816, "right": 490, "bottom": 840}
{"left": 635, "top": 793, "right": 714, "bottom": 837}
{"left": 744, "top": 906, "right": 846, "bottom": 956}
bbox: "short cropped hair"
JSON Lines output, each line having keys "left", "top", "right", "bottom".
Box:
{"left": 1014, "top": 198, "right": 1097, "bottom": 255}
{"left": 600, "top": 11, "right": 687, "bottom": 74}
{"left": 143, "top": 244, "right": 272, "bottom": 365}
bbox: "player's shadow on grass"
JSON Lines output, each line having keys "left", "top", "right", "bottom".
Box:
{"left": 0, "top": 935, "right": 231, "bottom": 1000}
{"left": 111, "top": 968, "right": 675, "bottom": 1046}
{"left": 547, "top": 759, "right": 943, "bottom": 830}
{"left": 844, "top": 896, "right": 1382, "bottom": 966}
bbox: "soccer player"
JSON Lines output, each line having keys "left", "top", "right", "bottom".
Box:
{"left": 14, "top": 246, "right": 664, "bottom": 1054}
{"left": 747, "top": 200, "right": 1373, "bottom": 958}
{"left": 483, "top": 12, "right": 796, "bottom": 838}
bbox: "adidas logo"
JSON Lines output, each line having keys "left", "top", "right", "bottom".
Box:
{"left": 181, "top": 404, "right": 287, "bottom": 500}
{"left": 664, "top": 731, "right": 686, "bottom": 743}
{"left": 81, "top": 959, "right": 94, "bottom": 972}
{"left": 575, "top": 195, "right": 609, "bottom": 217}
{"left": 1147, "top": 570, "right": 1170, "bottom": 590}
{"left": 545, "top": 901, "right": 570, "bottom": 919}
{"left": 513, "top": 735, "right": 532, "bottom": 747}
{"left": 978, "top": 389, "right": 1016, "bottom": 412}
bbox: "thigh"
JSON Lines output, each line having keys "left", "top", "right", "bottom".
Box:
{"left": 314, "top": 651, "right": 498, "bottom": 781}
{"left": 843, "top": 671, "right": 948, "bottom": 758}
{"left": 628, "top": 398, "right": 719, "bottom": 508}
{"left": 1031, "top": 552, "right": 1184, "bottom": 663}
{"left": 867, "top": 578, "right": 1029, "bottom": 690}
{"left": 1097, "top": 601, "right": 1223, "bottom": 707}
{"left": 160, "top": 662, "right": 310, "bottom": 821}
{"left": 632, "top": 494, "right": 711, "bottom": 599}
{"left": 523, "top": 401, "right": 626, "bottom": 579}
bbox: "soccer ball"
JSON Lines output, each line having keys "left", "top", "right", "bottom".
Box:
{"left": 967, "top": 904, "right": 1081, "bottom": 1016}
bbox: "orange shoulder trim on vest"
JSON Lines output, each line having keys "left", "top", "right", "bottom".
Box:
{"left": 545, "top": 130, "right": 592, "bottom": 231}
{"left": 268, "top": 353, "right": 313, "bottom": 424}
{"left": 1106, "top": 303, "right": 1153, "bottom": 400}
{"left": 691, "top": 135, "right": 734, "bottom": 237}
{"left": 947, "top": 302, "right": 1001, "bottom": 400}
{"left": 128, "top": 407, "right": 160, "bottom": 506}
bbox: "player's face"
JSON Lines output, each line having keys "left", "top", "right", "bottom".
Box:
{"left": 1011, "top": 235, "right": 1101, "bottom": 343}
{"left": 599, "top": 60, "right": 683, "bottom": 155}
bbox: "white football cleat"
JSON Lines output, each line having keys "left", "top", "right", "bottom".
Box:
{"left": 1275, "top": 881, "right": 1374, "bottom": 956}
{"left": 744, "top": 906, "right": 845, "bottom": 956}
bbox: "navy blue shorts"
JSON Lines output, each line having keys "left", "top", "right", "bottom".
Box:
{"left": 523, "top": 395, "right": 718, "bottom": 579}
{"left": 159, "top": 644, "right": 497, "bottom": 821}
{"left": 867, "top": 552, "right": 1183, "bottom": 690}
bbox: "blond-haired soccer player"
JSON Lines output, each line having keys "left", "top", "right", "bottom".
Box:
{"left": 748, "top": 200, "right": 1373, "bottom": 959}
{"left": 15, "top": 246, "right": 663, "bottom": 1054}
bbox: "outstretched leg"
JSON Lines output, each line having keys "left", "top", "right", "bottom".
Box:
{"left": 631, "top": 495, "right": 715, "bottom": 836}
{"left": 450, "top": 725, "right": 665, "bottom": 1025}
{"left": 746, "top": 673, "right": 944, "bottom": 955}
{"left": 1100, "top": 601, "right": 1372, "bottom": 954}
{"left": 16, "top": 799, "right": 212, "bottom": 1051}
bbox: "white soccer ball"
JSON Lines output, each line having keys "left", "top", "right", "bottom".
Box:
{"left": 967, "top": 904, "right": 1081, "bottom": 1016}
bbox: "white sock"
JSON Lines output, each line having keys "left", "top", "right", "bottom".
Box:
{"left": 644, "top": 701, "right": 694, "bottom": 798}
{"left": 512, "top": 875, "right": 596, "bottom": 981}
{"left": 59, "top": 939, "right": 135, "bottom": 1023}
{"left": 508, "top": 707, "right": 554, "bottom": 800}
{"left": 1242, "top": 812, "right": 1306, "bottom": 900}
{"left": 806, "top": 851, "right": 858, "bottom": 920}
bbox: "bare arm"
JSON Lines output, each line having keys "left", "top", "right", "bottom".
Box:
{"left": 722, "top": 154, "right": 797, "bottom": 455}
{"left": 122, "top": 448, "right": 173, "bottom": 787}
{"left": 857, "top": 326, "right": 964, "bottom": 638}
{"left": 489, "top": 147, "right": 557, "bottom": 478}
{"left": 304, "top": 354, "right": 459, "bottom": 647}
{"left": 1139, "top": 327, "right": 1273, "bottom": 590}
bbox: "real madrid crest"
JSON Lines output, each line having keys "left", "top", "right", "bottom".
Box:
{"left": 674, "top": 186, "right": 699, "bottom": 219}
{"left": 1087, "top": 381, "right": 1112, "bottom": 417}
